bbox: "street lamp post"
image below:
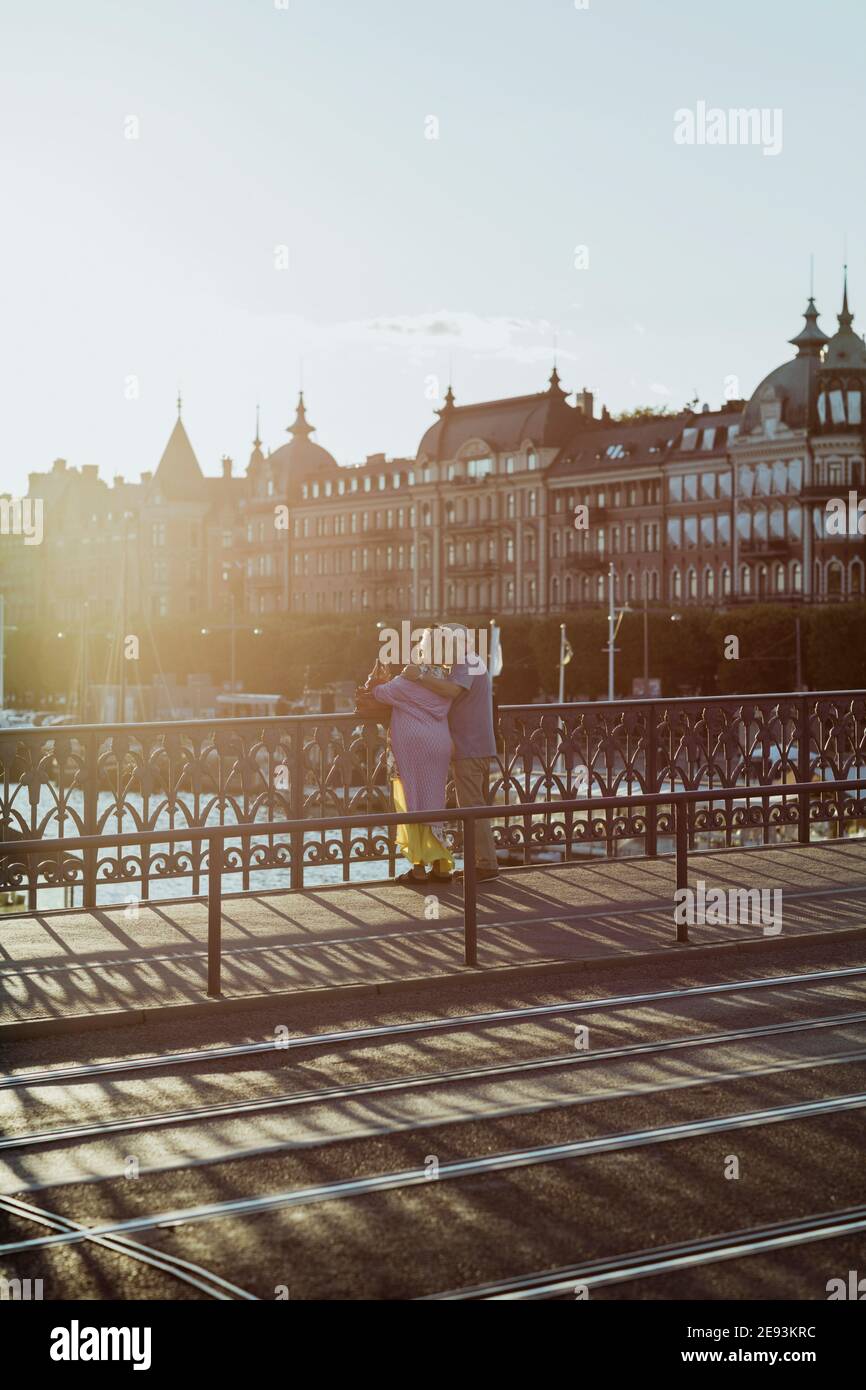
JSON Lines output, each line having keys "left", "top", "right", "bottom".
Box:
{"left": 643, "top": 577, "right": 650, "bottom": 689}
{"left": 221, "top": 561, "right": 245, "bottom": 703}
{"left": 602, "top": 562, "right": 631, "bottom": 702}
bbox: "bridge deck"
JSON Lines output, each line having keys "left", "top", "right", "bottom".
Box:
{"left": 1, "top": 840, "right": 865, "bottom": 1033}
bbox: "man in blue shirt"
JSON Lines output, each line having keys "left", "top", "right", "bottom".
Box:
{"left": 400, "top": 622, "right": 499, "bottom": 881}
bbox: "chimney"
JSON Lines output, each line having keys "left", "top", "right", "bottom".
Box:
{"left": 52, "top": 458, "right": 67, "bottom": 473}
{"left": 221, "top": 455, "right": 233, "bottom": 479}
{"left": 141, "top": 471, "right": 152, "bottom": 485}
{"left": 576, "top": 389, "right": 594, "bottom": 419}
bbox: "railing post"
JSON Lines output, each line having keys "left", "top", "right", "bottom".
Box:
{"left": 798, "top": 694, "right": 811, "bottom": 845}
{"left": 675, "top": 798, "right": 689, "bottom": 943}
{"left": 207, "top": 834, "right": 222, "bottom": 998}
{"left": 82, "top": 730, "right": 98, "bottom": 909}
{"left": 462, "top": 816, "right": 478, "bottom": 967}
{"left": 290, "top": 727, "right": 305, "bottom": 891}
{"left": 645, "top": 701, "right": 658, "bottom": 858}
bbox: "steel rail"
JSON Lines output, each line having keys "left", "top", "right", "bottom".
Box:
{"left": 0, "top": 1193, "right": 258, "bottom": 1300}
{"left": 3, "top": 1088, "right": 866, "bottom": 1256}
{"left": 4, "top": 961, "right": 865, "bottom": 1093}
{"left": 5, "top": 1008, "right": 866, "bottom": 1153}
{"left": 4, "top": 961, "right": 866, "bottom": 1093}
{"left": 424, "top": 1203, "right": 866, "bottom": 1300}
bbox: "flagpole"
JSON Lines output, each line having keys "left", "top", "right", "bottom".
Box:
{"left": 558, "top": 623, "right": 566, "bottom": 704}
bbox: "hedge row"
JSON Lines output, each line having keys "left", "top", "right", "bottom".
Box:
{"left": 7, "top": 603, "right": 866, "bottom": 708}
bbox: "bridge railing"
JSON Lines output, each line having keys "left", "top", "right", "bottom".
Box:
{"left": 1, "top": 689, "right": 865, "bottom": 908}
{"left": 4, "top": 777, "right": 866, "bottom": 991}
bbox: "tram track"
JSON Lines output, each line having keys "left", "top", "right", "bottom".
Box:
{"left": 5, "top": 961, "right": 865, "bottom": 1092}
{"left": 425, "top": 1203, "right": 866, "bottom": 1300}
{"left": 0, "top": 1193, "right": 257, "bottom": 1300}
{"left": 4, "top": 1006, "right": 866, "bottom": 1153}
{"left": 3, "top": 1086, "right": 866, "bottom": 1258}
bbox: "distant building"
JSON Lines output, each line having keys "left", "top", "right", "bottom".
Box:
{"left": 2, "top": 280, "right": 864, "bottom": 629}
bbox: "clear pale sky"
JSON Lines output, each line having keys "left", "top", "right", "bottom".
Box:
{"left": 1, "top": 0, "right": 864, "bottom": 496}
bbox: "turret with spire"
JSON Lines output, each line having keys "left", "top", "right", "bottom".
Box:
{"left": 248, "top": 403, "right": 265, "bottom": 469}
{"left": 150, "top": 394, "right": 205, "bottom": 501}
{"left": 288, "top": 391, "right": 315, "bottom": 441}
{"left": 789, "top": 296, "right": 830, "bottom": 357}
{"left": 823, "top": 266, "right": 866, "bottom": 370}
{"left": 436, "top": 384, "right": 456, "bottom": 417}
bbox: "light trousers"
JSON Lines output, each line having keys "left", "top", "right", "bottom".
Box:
{"left": 453, "top": 756, "right": 498, "bottom": 871}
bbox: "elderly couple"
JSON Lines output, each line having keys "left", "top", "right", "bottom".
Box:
{"left": 372, "top": 622, "right": 499, "bottom": 887}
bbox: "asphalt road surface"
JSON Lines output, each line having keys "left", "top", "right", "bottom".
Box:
{"left": 2, "top": 936, "right": 865, "bottom": 1300}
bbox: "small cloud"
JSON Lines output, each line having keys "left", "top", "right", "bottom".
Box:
{"left": 633, "top": 322, "right": 646, "bottom": 335}
{"left": 650, "top": 382, "right": 672, "bottom": 397}
{"left": 319, "top": 310, "right": 576, "bottom": 364}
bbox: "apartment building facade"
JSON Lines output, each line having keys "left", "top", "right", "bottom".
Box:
{"left": 2, "top": 283, "right": 864, "bottom": 631}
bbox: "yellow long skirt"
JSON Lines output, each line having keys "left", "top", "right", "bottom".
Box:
{"left": 392, "top": 777, "right": 454, "bottom": 870}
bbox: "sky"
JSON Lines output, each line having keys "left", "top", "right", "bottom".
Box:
{"left": 1, "top": 0, "right": 865, "bottom": 496}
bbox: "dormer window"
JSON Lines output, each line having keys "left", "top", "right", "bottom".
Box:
{"left": 759, "top": 389, "right": 782, "bottom": 435}
{"left": 467, "top": 456, "right": 492, "bottom": 479}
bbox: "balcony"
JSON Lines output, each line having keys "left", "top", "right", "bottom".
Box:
{"left": 738, "top": 536, "right": 789, "bottom": 557}
{"left": 445, "top": 560, "right": 497, "bottom": 575}
{"left": 800, "top": 482, "right": 841, "bottom": 502}
{"left": 566, "top": 551, "right": 607, "bottom": 572}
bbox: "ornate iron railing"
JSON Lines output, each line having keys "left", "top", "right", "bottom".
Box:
{"left": 1, "top": 690, "right": 865, "bottom": 909}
